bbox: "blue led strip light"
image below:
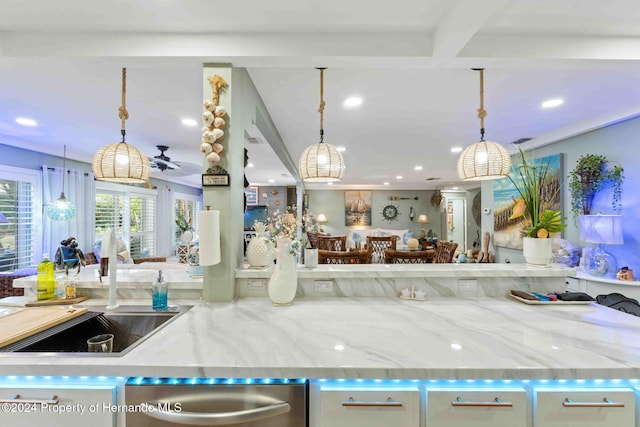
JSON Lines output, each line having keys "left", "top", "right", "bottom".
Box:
{"left": 125, "top": 377, "right": 308, "bottom": 386}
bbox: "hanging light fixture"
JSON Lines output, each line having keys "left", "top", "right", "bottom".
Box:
{"left": 457, "top": 68, "right": 511, "bottom": 180}
{"left": 47, "top": 145, "right": 77, "bottom": 221}
{"left": 92, "top": 67, "right": 150, "bottom": 183}
{"left": 298, "top": 68, "right": 345, "bottom": 182}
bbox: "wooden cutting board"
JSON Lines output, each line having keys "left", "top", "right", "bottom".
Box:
{"left": 0, "top": 307, "right": 88, "bottom": 349}
{"left": 26, "top": 296, "right": 88, "bottom": 307}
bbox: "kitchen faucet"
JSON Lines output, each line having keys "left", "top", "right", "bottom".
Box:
{"left": 101, "top": 228, "right": 119, "bottom": 310}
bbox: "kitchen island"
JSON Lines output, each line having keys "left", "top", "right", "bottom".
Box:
{"left": 0, "top": 295, "right": 638, "bottom": 380}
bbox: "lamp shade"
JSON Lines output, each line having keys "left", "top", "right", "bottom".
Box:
{"left": 580, "top": 214, "right": 624, "bottom": 245}
{"left": 457, "top": 140, "right": 511, "bottom": 181}
{"left": 416, "top": 214, "right": 430, "bottom": 224}
{"left": 299, "top": 142, "right": 345, "bottom": 182}
{"left": 316, "top": 213, "right": 328, "bottom": 223}
{"left": 47, "top": 193, "right": 77, "bottom": 221}
{"left": 93, "top": 142, "right": 150, "bottom": 183}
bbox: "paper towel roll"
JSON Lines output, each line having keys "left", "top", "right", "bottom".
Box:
{"left": 198, "top": 210, "right": 221, "bottom": 266}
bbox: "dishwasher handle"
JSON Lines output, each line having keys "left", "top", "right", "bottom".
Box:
{"left": 141, "top": 400, "right": 291, "bottom": 425}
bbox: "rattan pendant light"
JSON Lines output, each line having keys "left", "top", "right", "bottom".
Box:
{"left": 92, "top": 67, "right": 150, "bottom": 183}
{"left": 457, "top": 68, "right": 511, "bottom": 181}
{"left": 298, "top": 68, "right": 345, "bottom": 182}
{"left": 47, "top": 145, "right": 77, "bottom": 221}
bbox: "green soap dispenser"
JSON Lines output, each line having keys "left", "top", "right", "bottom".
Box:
{"left": 37, "top": 253, "right": 55, "bottom": 300}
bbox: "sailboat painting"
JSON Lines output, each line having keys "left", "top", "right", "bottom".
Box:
{"left": 345, "top": 191, "right": 372, "bottom": 226}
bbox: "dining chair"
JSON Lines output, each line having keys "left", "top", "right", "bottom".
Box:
{"left": 319, "top": 250, "right": 365, "bottom": 264}
{"left": 366, "top": 236, "right": 397, "bottom": 264}
{"left": 307, "top": 232, "right": 329, "bottom": 249}
{"left": 433, "top": 241, "right": 459, "bottom": 263}
{"left": 317, "top": 235, "right": 347, "bottom": 251}
{"left": 384, "top": 249, "right": 432, "bottom": 264}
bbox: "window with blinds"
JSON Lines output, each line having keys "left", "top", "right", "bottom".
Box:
{"left": 95, "top": 183, "right": 157, "bottom": 259}
{"left": 0, "top": 166, "right": 41, "bottom": 272}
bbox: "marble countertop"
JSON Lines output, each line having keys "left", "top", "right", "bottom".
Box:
{"left": 237, "top": 263, "right": 576, "bottom": 279}
{"left": 0, "top": 296, "right": 638, "bottom": 380}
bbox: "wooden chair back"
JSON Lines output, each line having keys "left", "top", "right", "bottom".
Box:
{"left": 317, "top": 235, "right": 347, "bottom": 251}
{"left": 133, "top": 256, "right": 167, "bottom": 264}
{"left": 366, "top": 236, "right": 397, "bottom": 263}
{"left": 433, "top": 241, "right": 458, "bottom": 263}
{"left": 384, "top": 249, "right": 433, "bottom": 264}
{"left": 319, "top": 250, "right": 365, "bottom": 264}
{"left": 307, "top": 232, "right": 329, "bottom": 249}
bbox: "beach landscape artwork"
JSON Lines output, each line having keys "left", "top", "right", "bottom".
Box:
{"left": 493, "top": 153, "right": 562, "bottom": 250}
{"left": 345, "top": 191, "right": 372, "bottom": 226}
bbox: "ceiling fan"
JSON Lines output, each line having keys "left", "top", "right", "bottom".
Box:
{"left": 148, "top": 145, "right": 201, "bottom": 177}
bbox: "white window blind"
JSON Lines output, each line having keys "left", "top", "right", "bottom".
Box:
{"left": 0, "top": 166, "right": 42, "bottom": 272}
{"left": 95, "top": 183, "right": 157, "bottom": 259}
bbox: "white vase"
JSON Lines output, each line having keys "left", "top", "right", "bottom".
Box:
{"left": 304, "top": 248, "right": 318, "bottom": 268}
{"left": 268, "top": 237, "right": 298, "bottom": 305}
{"left": 522, "top": 237, "right": 553, "bottom": 266}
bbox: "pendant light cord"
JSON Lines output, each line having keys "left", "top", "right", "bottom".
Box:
{"left": 474, "top": 68, "right": 487, "bottom": 141}
{"left": 118, "top": 67, "right": 129, "bottom": 143}
{"left": 61, "top": 145, "right": 67, "bottom": 196}
{"left": 317, "top": 68, "right": 326, "bottom": 143}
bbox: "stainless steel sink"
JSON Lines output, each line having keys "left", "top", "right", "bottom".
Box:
{"left": 0, "top": 305, "right": 192, "bottom": 357}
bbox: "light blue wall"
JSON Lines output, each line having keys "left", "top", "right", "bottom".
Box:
{"left": 484, "top": 115, "right": 640, "bottom": 270}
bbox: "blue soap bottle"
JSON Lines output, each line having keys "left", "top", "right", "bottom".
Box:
{"left": 152, "top": 270, "right": 168, "bottom": 310}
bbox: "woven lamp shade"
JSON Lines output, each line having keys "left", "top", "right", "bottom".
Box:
{"left": 92, "top": 142, "right": 150, "bottom": 183}
{"left": 299, "top": 142, "right": 345, "bottom": 182}
{"left": 457, "top": 140, "right": 511, "bottom": 181}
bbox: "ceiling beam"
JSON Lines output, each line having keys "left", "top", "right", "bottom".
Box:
{"left": 432, "top": 0, "right": 515, "bottom": 58}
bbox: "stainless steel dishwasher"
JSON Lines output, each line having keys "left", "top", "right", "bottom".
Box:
{"left": 125, "top": 377, "right": 307, "bottom": 426}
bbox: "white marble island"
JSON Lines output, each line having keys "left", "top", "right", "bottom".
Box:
{"left": 0, "top": 296, "right": 638, "bottom": 381}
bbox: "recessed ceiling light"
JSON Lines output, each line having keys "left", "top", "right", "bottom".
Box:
{"left": 181, "top": 118, "right": 198, "bottom": 127}
{"left": 450, "top": 146, "right": 463, "bottom": 153}
{"left": 452, "top": 186, "right": 459, "bottom": 190}
{"left": 414, "top": 165, "right": 423, "bottom": 171}
{"left": 383, "top": 182, "right": 389, "bottom": 186}
{"left": 247, "top": 162, "right": 254, "bottom": 168}
{"left": 15, "top": 117, "right": 37, "bottom": 127}
{"left": 343, "top": 97, "right": 363, "bottom": 108}
{"left": 336, "top": 146, "right": 346, "bottom": 152}
{"left": 327, "top": 182, "right": 333, "bottom": 186}
{"left": 396, "top": 175, "right": 403, "bottom": 180}
{"left": 268, "top": 179, "right": 275, "bottom": 183}
{"left": 541, "top": 98, "right": 564, "bottom": 108}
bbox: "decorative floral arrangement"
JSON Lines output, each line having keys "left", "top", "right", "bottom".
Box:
{"left": 175, "top": 213, "right": 192, "bottom": 233}
{"left": 200, "top": 75, "right": 228, "bottom": 165}
{"left": 257, "top": 209, "right": 301, "bottom": 256}
{"left": 507, "top": 147, "right": 567, "bottom": 238}
{"left": 301, "top": 211, "right": 320, "bottom": 233}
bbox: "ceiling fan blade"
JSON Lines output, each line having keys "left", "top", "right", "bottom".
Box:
{"left": 148, "top": 156, "right": 181, "bottom": 170}
{"left": 151, "top": 162, "right": 201, "bottom": 177}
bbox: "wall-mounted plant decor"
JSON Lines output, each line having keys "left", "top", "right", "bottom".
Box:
{"left": 568, "top": 154, "right": 624, "bottom": 224}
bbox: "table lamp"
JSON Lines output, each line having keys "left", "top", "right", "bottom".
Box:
{"left": 580, "top": 214, "right": 623, "bottom": 278}
{"left": 316, "top": 213, "right": 328, "bottom": 232}
{"left": 416, "top": 214, "right": 430, "bottom": 239}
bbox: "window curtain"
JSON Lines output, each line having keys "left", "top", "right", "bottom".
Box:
{"left": 155, "top": 184, "right": 172, "bottom": 257}
{"left": 42, "top": 165, "right": 95, "bottom": 258}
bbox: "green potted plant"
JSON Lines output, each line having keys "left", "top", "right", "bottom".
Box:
{"left": 568, "top": 154, "right": 624, "bottom": 223}
{"left": 507, "top": 148, "right": 567, "bottom": 265}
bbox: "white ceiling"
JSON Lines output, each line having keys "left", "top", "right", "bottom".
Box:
{"left": 1, "top": 0, "right": 640, "bottom": 190}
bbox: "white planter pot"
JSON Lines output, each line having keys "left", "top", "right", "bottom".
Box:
{"left": 304, "top": 248, "right": 318, "bottom": 268}
{"left": 522, "top": 236, "right": 553, "bottom": 266}
{"left": 268, "top": 237, "right": 298, "bottom": 305}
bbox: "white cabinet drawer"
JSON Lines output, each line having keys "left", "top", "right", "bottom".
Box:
{"left": 0, "top": 385, "right": 117, "bottom": 427}
{"left": 426, "top": 388, "right": 527, "bottom": 427}
{"left": 534, "top": 388, "right": 634, "bottom": 427}
{"left": 319, "top": 388, "right": 419, "bottom": 427}
{"left": 565, "top": 277, "right": 583, "bottom": 292}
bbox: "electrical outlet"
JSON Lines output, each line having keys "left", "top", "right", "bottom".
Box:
{"left": 458, "top": 279, "right": 477, "bottom": 294}
{"left": 314, "top": 280, "right": 334, "bottom": 293}
{"left": 248, "top": 279, "right": 266, "bottom": 289}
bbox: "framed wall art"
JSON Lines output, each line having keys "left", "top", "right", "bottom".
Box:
{"left": 245, "top": 187, "right": 258, "bottom": 206}
{"left": 344, "top": 191, "right": 372, "bottom": 226}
